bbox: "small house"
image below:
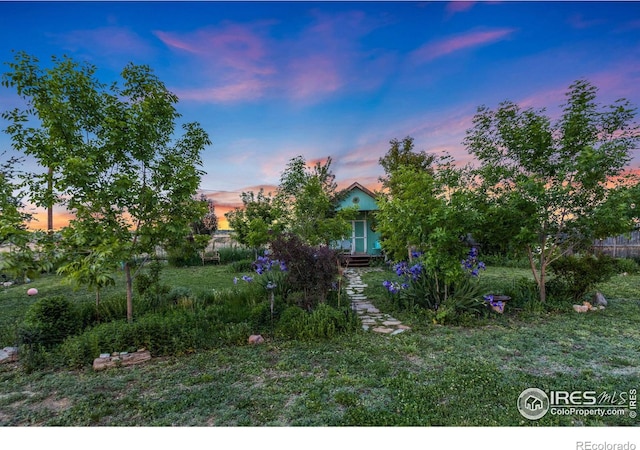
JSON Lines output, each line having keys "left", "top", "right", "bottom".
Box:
{"left": 335, "top": 182, "right": 382, "bottom": 266}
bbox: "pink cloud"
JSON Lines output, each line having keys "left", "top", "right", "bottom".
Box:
{"left": 173, "top": 79, "right": 270, "bottom": 103}
{"left": 446, "top": 1, "right": 476, "bottom": 14}
{"left": 412, "top": 28, "right": 516, "bottom": 63}
{"left": 287, "top": 55, "right": 344, "bottom": 100}
{"left": 154, "top": 24, "right": 275, "bottom": 76}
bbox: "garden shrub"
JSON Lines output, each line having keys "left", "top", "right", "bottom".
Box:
{"left": 229, "top": 259, "right": 254, "bottom": 273}
{"left": 19, "top": 296, "right": 82, "bottom": 349}
{"left": 276, "top": 304, "right": 358, "bottom": 340}
{"left": 500, "top": 277, "right": 540, "bottom": 309}
{"left": 60, "top": 307, "right": 254, "bottom": 368}
{"left": 218, "top": 247, "right": 255, "bottom": 264}
{"left": 548, "top": 254, "right": 618, "bottom": 302}
{"left": 269, "top": 233, "right": 340, "bottom": 309}
{"left": 613, "top": 257, "right": 639, "bottom": 274}
{"left": 382, "top": 248, "right": 486, "bottom": 324}
{"left": 249, "top": 298, "right": 285, "bottom": 333}
{"left": 135, "top": 261, "right": 170, "bottom": 310}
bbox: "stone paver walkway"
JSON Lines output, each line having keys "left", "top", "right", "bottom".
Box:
{"left": 343, "top": 268, "right": 410, "bottom": 336}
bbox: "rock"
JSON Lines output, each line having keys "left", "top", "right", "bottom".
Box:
{"left": 248, "top": 334, "right": 264, "bottom": 345}
{"left": 0, "top": 347, "right": 18, "bottom": 364}
{"left": 27, "top": 288, "right": 38, "bottom": 296}
{"left": 2, "top": 281, "right": 13, "bottom": 288}
{"left": 573, "top": 304, "right": 589, "bottom": 313}
{"left": 93, "top": 349, "right": 151, "bottom": 371}
{"left": 372, "top": 327, "right": 394, "bottom": 334}
{"left": 390, "top": 329, "right": 406, "bottom": 336}
{"left": 593, "top": 292, "right": 607, "bottom": 307}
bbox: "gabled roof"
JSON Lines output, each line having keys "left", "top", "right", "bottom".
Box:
{"left": 344, "top": 181, "right": 377, "bottom": 200}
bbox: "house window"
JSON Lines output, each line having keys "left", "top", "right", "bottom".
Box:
{"left": 352, "top": 196, "right": 360, "bottom": 204}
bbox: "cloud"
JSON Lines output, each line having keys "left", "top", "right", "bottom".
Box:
{"left": 568, "top": 13, "right": 605, "bottom": 30}
{"left": 154, "top": 22, "right": 276, "bottom": 102}
{"left": 155, "top": 10, "right": 394, "bottom": 104}
{"left": 446, "top": 1, "right": 475, "bottom": 15}
{"left": 51, "top": 26, "right": 153, "bottom": 60}
{"left": 286, "top": 55, "right": 344, "bottom": 101}
{"left": 155, "top": 24, "right": 275, "bottom": 75}
{"left": 411, "top": 28, "right": 516, "bottom": 64}
{"left": 173, "top": 79, "right": 270, "bottom": 103}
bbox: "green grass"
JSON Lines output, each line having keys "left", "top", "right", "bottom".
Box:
{"left": 0, "top": 264, "right": 639, "bottom": 426}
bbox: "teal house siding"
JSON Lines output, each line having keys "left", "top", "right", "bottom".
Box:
{"left": 336, "top": 182, "right": 381, "bottom": 256}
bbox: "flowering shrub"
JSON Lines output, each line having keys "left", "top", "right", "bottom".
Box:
{"left": 461, "top": 247, "right": 486, "bottom": 277}
{"left": 269, "top": 233, "right": 340, "bottom": 309}
{"left": 235, "top": 254, "right": 290, "bottom": 300}
{"left": 382, "top": 247, "right": 487, "bottom": 323}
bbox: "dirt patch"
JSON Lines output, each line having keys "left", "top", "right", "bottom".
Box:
{"left": 38, "top": 395, "right": 71, "bottom": 412}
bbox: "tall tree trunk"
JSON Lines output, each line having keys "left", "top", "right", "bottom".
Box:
{"left": 124, "top": 262, "right": 133, "bottom": 323}
{"left": 47, "top": 166, "right": 53, "bottom": 231}
{"left": 539, "top": 266, "right": 547, "bottom": 303}
{"left": 527, "top": 245, "right": 545, "bottom": 302}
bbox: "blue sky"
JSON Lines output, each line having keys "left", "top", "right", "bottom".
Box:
{"left": 1, "top": 1, "right": 640, "bottom": 228}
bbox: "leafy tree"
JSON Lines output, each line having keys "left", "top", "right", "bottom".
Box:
{"left": 225, "top": 188, "right": 283, "bottom": 254}
{"left": 2, "top": 53, "right": 210, "bottom": 321}
{"left": 376, "top": 153, "right": 476, "bottom": 279}
{"left": 0, "top": 152, "right": 39, "bottom": 282}
{"left": 2, "top": 52, "right": 106, "bottom": 231}
{"left": 191, "top": 194, "right": 218, "bottom": 237}
{"left": 464, "top": 79, "right": 640, "bottom": 302}
{"left": 378, "top": 136, "right": 437, "bottom": 190}
{"left": 227, "top": 156, "right": 355, "bottom": 250}
{"left": 276, "top": 155, "right": 355, "bottom": 246}
{"left": 0, "top": 152, "right": 29, "bottom": 247}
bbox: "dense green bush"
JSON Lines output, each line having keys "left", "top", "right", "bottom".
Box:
{"left": 19, "top": 296, "right": 82, "bottom": 349}
{"left": 548, "top": 254, "right": 618, "bottom": 302}
{"left": 229, "top": 259, "right": 254, "bottom": 273}
{"left": 275, "top": 304, "right": 358, "bottom": 340}
{"left": 60, "top": 308, "right": 252, "bottom": 368}
{"left": 218, "top": 247, "right": 256, "bottom": 264}
{"left": 613, "top": 257, "right": 639, "bottom": 274}
{"left": 166, "top": 237, "right": 203, "bottom": 267}
{"left": 249, "top": 298, "right": 285, "bottom": 333}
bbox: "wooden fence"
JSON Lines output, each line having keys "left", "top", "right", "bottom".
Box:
{"left": 593, "top": 231, "right": 640, "bottom": 259}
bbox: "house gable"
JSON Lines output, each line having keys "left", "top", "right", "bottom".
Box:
{"left": 337, "top": 182, "right": 378, "bottom": 212}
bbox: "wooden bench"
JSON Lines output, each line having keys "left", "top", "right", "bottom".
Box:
{"left": 201, "top": 250, "right": 221, "bottom": 265}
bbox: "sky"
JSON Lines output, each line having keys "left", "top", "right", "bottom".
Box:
{"left": 1, "top": 1, "right": 640, "bottom": 229}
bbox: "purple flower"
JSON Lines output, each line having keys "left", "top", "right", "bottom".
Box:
{"left": 409, "top": 263, "right": 423, "bottom": 280}
{"left": 383, "top": 280, "right": 404, "bottom": 294}
{"left": 242, "top": 275, "right": 253, "bottom": 283}
{"left": 233, "top": 277, "right": 238, "bottom": 285}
